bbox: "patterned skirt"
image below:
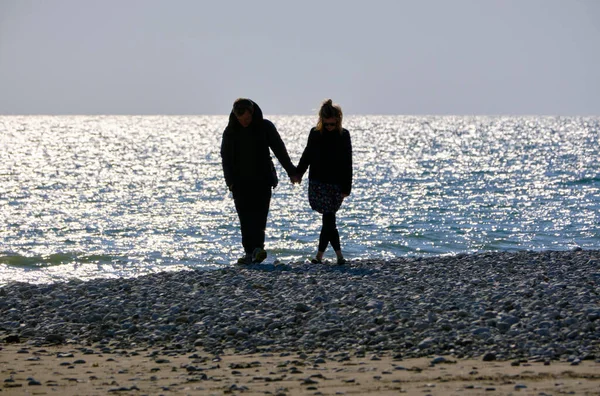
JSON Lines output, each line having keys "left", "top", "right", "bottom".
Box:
{"left": 308, "top": 180, "right": 344, "bottom": 214}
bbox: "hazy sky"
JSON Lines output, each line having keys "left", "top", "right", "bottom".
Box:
{"left": 1, "top": 0, "right": 599, "bottom": 115}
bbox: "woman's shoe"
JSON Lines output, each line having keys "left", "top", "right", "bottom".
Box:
{"left": 336, "top": 257, "right": 347, "bottom": 265}
{"left": 311, "top": 258, "right": 322, "bottom": 264}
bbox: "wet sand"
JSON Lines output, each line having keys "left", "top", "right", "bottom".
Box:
{"left": 1, "top": 343, "right": 599, "bottom": 395}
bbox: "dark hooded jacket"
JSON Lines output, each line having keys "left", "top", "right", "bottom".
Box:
{"left": 221, "top": 101, "right": 295, "bottom": 188}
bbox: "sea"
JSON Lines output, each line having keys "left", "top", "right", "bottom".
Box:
{"left": 1, "top": 115, "right": 599, "bottom": 285}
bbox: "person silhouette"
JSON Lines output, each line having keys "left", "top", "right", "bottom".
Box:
{"left": 293, "top": 99, "right": 353, "bottom": 264}
{"left": 221, "top": 98, "right": 297, "bottom": 264}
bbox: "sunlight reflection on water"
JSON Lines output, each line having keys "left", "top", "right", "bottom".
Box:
{"left": 1, "top": 115, "right": 599, "bottom": 283}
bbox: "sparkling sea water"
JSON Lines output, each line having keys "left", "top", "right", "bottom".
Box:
{"left": 1, "top": 115, "right": 599, "bottom": 284}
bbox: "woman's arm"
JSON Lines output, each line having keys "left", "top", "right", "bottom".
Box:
{"left": 296, "top": 129, "right": 317, "bottom": 179}
{"left": 340, "top": 129, "right": 353, "bottom": 195}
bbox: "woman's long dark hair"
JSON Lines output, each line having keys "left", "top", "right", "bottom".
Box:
{"left": 316, "top": 99, "right": 343, "bottom": 134}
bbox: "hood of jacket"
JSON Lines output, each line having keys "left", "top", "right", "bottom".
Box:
{"left": 227, "top": 99, "right": 264, "bottom": 130}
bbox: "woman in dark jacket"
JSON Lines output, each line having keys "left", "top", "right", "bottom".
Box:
{"left": 294, "top": 99, "right": 353, "bottom": 264}
{"left": 221, "top": 98, "right": 296, "bottom": 264}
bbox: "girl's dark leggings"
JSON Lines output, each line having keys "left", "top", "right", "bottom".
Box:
{"left": 319, "top": 212, "right": 341, "bottom": 252}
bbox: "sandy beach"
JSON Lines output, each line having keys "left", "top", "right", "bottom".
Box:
{"left": 2, "top": 343, "right": 599, "bottom": 395}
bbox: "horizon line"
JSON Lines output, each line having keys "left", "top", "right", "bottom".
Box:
{"left": 1, "top": 113, "right": 599, "bottom": 117}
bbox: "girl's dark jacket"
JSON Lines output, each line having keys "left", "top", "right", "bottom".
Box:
{"left": 296, "top": 127, "right": 353, "bottom": 195}
{"left": 221, "top": 101, "right": 296, "bottom": 189}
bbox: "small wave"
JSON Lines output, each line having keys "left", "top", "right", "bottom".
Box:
{"left": 565, "top": 176, "right": 600, "bottom": 186}
{"left": 0, "top": 253, "right": 122, "bottom": 268}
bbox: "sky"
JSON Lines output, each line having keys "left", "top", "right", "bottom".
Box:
{"left": 0, "top": 0, "right": 599, "bottom": 115}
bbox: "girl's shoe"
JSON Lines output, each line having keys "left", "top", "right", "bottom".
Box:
{"left": 336, "top": 257, "right": 347, "bottom": 265}
{"left": 311, "top": 258, "right": 323, "bottom": 264}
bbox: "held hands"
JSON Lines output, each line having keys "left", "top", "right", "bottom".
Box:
{"left": 290, "top": 175, "right": 302, "bottom": 184}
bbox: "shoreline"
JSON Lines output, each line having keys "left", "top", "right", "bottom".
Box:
{"left": 1, "top": 247, "right": 597, "bottom": 288}
{"left": 2, "top": 343, "right": 599, "bottom": 395}
{"left": 0, "top": 248, "right": 598, "bottom": 287}
{"left": 1, "top": 249, "right": 599, "bottom": 394}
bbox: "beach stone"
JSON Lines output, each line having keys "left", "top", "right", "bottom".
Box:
{"left": 295, "top": 303, "right": 311, "bottom": 313}
{"left": 226, "top": 327, "right": 239, "bottom": 336}
{"left": 482, "top": 352, "right": 496, "bottom": 361}
{"left": 46, "top": 334, "right": 66, "bottom": 344}
{"left": 500, "top": 315, "right": 520, "bottom": 325}
{"left": 4, "top": 334, "right": 20, "bottom": 343}
{"left": 536, "top": 328, "right": 551, "bottom": 337}
{"left": 366, "top": 300, "right": 383, "bottom": 311}
{"left": 497, "top": 322, "right": 511, "bottom": 333}
{"left": 418, "top": 338, "right": 435, "bottom": 349}
{"left": 472, "top": 327, "right": 490, "bottom": 335}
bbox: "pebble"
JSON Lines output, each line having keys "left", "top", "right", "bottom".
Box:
{"left": 482, "top": 352, "right": 496, "bottom": 362}
{"left": 0, "top": 250, "right": 598, "bottom": 361}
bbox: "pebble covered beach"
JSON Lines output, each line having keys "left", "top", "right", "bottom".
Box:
{"left": 2, "top": 249, "right": 599, "bottom": 363}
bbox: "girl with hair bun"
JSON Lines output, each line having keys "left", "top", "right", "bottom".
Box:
{"left": 293, "top": 99, "right": 353, "bottom": 264}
